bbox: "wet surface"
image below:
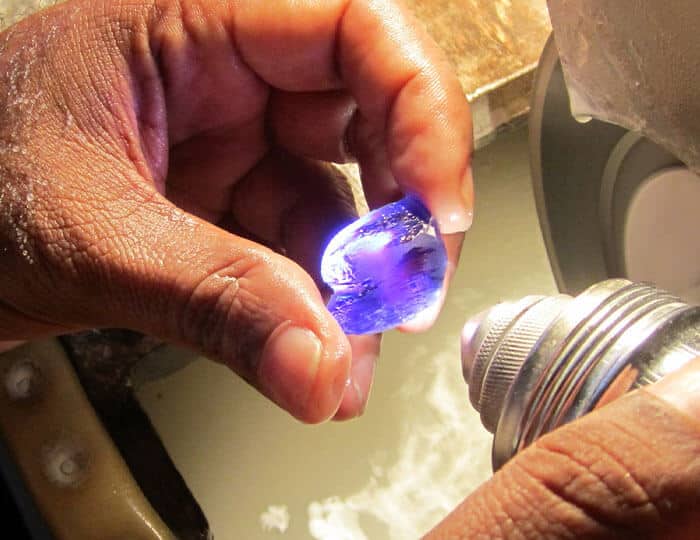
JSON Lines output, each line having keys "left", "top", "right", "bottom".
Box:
{"left": 138, "top": 126, "right": 558, "bottom": 539}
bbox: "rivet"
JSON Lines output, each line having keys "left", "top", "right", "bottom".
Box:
{"left": 41, "top": 437, "right": 90, "bottom": 488}
{"left": 4, "top": 359, "right": 43, "bottom": 401}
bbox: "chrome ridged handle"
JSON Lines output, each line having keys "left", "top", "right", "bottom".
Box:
{"left": 462, "top": 279, "right": 700, "bottom": 470}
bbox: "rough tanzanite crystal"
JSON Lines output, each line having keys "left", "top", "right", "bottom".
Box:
{"left": 321, "top": 195, "right": 448, "bottom": 335}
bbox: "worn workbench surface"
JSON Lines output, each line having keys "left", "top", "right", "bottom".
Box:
{"left": 3, "top": 0, "right": 549, "bottom": 95}
{"left": 405, "top": 0, "right": 550, "bottom": 99}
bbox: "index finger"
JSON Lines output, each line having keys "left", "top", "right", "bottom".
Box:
{"left": 232, "top": 0, "right": 474, "bottom": 235}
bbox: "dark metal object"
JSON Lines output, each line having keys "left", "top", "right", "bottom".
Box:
{"left": 547, "top": 0, "right": 700, "bottom": 175}
{"left": 529, "top": 34, "right": 684, "bottom": 294}
{"left": 0, "top": 435, "right": 50, "bottom": 540}
{"left": 462, "top": 280, "right": 700, "bottom": 470}
{"left": 60, "top": 330, "right": 211, "bottom": 540}
{"left": 529, "top": 34, "right": 625, "bottom": 294}
{"left": 529, "top": 36, "right": 688, "bottom": 296}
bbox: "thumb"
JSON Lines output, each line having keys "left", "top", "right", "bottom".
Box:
{"left": 426, "top": 357, "right": 700, "bottom": 539}
{"left": 75, "top": 198, "right": 351, "bottom": 424}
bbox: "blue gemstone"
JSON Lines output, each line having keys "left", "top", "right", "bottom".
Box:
{"left": 321, "top": 195, "right": 447, "bottom": 334}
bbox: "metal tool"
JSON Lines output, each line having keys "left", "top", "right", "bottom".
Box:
{"left": 462, "top": 279, "right": 700, "bottom": 470}
{"left": 0, "top": 334, "right": 209, "bottom": 540}
{"left": 530, "top": 15, "right": 700, "bottom": 303}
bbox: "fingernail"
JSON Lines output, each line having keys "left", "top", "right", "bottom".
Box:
{"left": 462, "top": 166, "right": 475, "bottom": 210}
{"left": 434, "top": 206, "right": 473, "bottom": 235}
{"left": 352, "top": 378, "right": 365, "bottom": 414}
{"left": 259, "top": 323, "right": 322, "bottom": 417}
{"left": 647, "top": 356, "right": 700, "bottom": 419}
{"left": 434, "top": 168, "right": 475, "bottom": 235}
{"left": 351, "top": 334, "right": 381, "bottom": 415}
{"left": 335, "top": 361, "right": 372, "bottom": 421}
{"left": 441, "top": 231, "right": 465, "bottom": 280}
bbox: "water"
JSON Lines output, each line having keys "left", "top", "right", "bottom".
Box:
{"left": 321, "top": 195, "right": 447, "bottom": 334}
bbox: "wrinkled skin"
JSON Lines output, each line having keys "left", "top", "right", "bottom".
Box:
{"left": 425, "top": 359, "right": 700, "bottom": 539}
{"left": 2, "top": 2, "right": 700, "bottom": 538}
{"left": 0, "top": 0, "right": 473, "bottom": 423}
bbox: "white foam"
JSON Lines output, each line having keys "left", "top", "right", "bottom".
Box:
{"left": 306, "top": 349, "right": 492, "bottom": 539}
{"left": 260, "top": 505, "right": 291, "bottom": 534}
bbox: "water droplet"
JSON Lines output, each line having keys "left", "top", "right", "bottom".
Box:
{"left": 574, "top": 114, "right": 593, "bottom": 124}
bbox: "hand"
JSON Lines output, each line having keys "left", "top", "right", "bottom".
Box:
{"left": 0, "top": 0, "right": 473, "bottom": 422}
{"left": 426, "top": 357, "right": 700, "bottom": 539}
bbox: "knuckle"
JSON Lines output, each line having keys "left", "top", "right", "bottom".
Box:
{"left": 505, "top": 416, "right": 668, "bottom": 538}
{"left": 177, "top": 258, "right": 279, "bottom": 380}
{"left": 493, "top": 458, "right": 608, "bottom": 539}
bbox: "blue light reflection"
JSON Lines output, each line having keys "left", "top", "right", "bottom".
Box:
{"left": 321, "top": 195, "right": 447, "bottom": 334}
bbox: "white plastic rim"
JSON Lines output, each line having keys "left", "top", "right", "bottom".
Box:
{"left": 623, "top": 166, "right": 700, "bottom": 304}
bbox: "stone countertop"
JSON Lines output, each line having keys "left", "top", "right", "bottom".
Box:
{"left": 405, "top": 0, "right": 550, "bottom": 101}
{"left": 1, "top": 0, "right": 48, "bottom": 28}
{"left": 3, "top": 0, "right": 551, "bottom": 143}
{"left": 404, "top": 0, "right": 551, "bottom": 145}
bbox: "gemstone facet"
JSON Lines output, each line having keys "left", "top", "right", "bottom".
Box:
{"left": 321, "top": 195, "right": 447, "bottom": 334}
